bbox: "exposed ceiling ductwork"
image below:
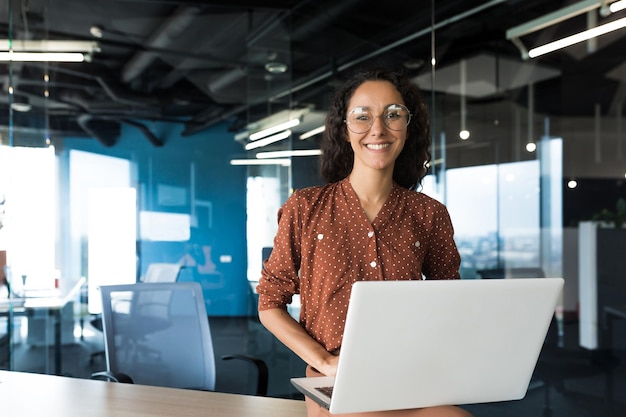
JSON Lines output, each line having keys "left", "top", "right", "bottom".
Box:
{"left": 0, "top": 0, "right": 624, "bottom": 147}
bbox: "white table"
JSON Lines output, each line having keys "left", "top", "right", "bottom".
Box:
{"left": 0, "top": 277, "right": 85, "bottom": 374}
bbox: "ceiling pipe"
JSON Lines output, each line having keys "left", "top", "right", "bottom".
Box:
{"left": 204, "top": 0, "right": 355, "bottom": 100}
{"left": 76, "top": 115, "right": 162, "bottom": 147}
{"left": 77, "top": 114, "right": 120, "bottom": 147}
{"left": 289, "top": 0, "right": 362, "bottom": 41}
{"left": 122, "top": 5, "right": 204, "bottom": 84}
{"left": 183, "top": 0, "right": 508, "bottom": 136}
{"left": 121, "top": 119, "right": 164, "bottom": 147}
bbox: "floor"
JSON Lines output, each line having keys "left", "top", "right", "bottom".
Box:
{"left": 2, "top": 314, "right": 626, "bottom": 417}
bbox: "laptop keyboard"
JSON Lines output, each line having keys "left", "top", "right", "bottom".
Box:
{"left": 316, "top": 386, "right": 334, "bottom": 398}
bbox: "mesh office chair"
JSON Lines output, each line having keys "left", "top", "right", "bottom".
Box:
{"left": 141, "top": 263, "right": 183, "bottom": 283}
{"left": 89, "top": 263, "right": 183, "bottom": 364}
{"left": 92, "top": 281, "right": 268, "bottom": 395}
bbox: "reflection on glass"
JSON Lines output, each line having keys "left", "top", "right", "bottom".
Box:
{"left": 440, "top": 160, "right": 540, "bottom": 278}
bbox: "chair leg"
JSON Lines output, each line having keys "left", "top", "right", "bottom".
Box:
{"left": 541, "top": 382, "right": 553, "bottom": 417}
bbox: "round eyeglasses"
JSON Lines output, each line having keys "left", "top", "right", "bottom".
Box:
{"left": 345, "top": 104, "right": 412, "bottom": 134}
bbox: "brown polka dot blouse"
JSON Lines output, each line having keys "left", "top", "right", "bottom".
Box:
{"left": 257, "top": 178, "right": 461, "bottom": 353}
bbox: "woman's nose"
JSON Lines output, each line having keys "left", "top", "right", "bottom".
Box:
{"left": 369, "top": 115, "right": 387, "bottom": 134}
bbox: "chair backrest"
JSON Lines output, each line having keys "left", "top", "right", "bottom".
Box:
{"left": 99, "top": 281, "right": 216, "bottom": 390}
{"left": 143, "top": 263, "right": 182, "bottom": 283}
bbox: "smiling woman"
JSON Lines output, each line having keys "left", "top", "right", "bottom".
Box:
{"left": 256, "top": 65, "right": 471, "bottom": 417}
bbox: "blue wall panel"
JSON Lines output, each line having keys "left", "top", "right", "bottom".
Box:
{"left": 62, "top": 121, "right": 251, "bottom": 316}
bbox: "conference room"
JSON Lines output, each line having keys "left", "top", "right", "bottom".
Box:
{"left": 1, "top": 0, "right": 625, "bottom": 416}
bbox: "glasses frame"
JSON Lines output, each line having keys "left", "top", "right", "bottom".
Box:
{"left": 344, "top": 103, "right": 412, "bottom": 134}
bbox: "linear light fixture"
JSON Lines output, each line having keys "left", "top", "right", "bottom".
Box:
{"left": 507, "top": 0, "right": 601, "bottom": 40}
{"left": 245, "top": 130, "right": 292, "bottom": 150}
{"left": 610, "top": 0, "right": 626, "bottom": 12}
{"left": 0, "top": 39, "right": 99, "bottom": 62}
{"left": 230, "top": 158, "right": 291, "bottom": 166}
{"left": 256, "top": 149, "right": 322, "bottom": 159}
{"left": 506, "top": 0, "right": 626, "bottom": 59}
{"left": 0, "top": 39, "right": 100, "bottom": 53}
{"left": 249, "top": 119, "right": 300, "bottom": 141}
{"left": 299, "top": 125, "right": 325, "bottom": 140}
{"left": 0, "top": 51, "right": 85, "bottom": 62}
{"left": 528, "top": 15, "right": 626, "bottom": 58}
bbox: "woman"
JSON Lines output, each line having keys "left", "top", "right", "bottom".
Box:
{"left": 256, "top": 65, "right": 472, "bottom": 417}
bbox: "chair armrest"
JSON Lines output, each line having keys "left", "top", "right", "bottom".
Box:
{"left": 91, "top": 371, "right": 134, "bottom": 384}
{"left": 221, "top": 354, "right": 268, "bottom": 396}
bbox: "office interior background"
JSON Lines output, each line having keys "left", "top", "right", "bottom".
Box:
{"left": 0, "top": 0, "right": 625, "bottom": 411}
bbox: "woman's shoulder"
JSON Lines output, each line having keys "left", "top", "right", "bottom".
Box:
{"left": 394, "top": 187, "right": 454, "bottom": 222}
{"left": 289, "top": 182, "right": 340, "bottom": 203}
{"left": 396, "top": 186, "right": 445, "bottom": 207}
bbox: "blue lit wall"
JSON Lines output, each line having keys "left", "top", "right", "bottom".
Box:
{"left": 61, "top": 121, "right": 251, "bottom": 316}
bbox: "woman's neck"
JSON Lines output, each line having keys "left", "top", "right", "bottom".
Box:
{"left": 348, "top": 168, "right": 394, "bottom": 206}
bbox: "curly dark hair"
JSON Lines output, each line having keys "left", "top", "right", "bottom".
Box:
{"left": 319, "top": 65, "right": 431, "bottom": 190}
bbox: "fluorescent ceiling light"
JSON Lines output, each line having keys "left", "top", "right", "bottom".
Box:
{"left": 249, "top": 119, "right": 300, "bottom": 141}
{"left": 610, "top": 0, "right": 626, "bottom": 12}
{"left": 0, "top": 39, "right": 99, "bottom": 62}
{"left": 230, "top": 158, "right": 291, "bottom": 166}
{"left": 0, "top": 39, "right": 99, "bottom": 53}
{"left": 299, "top": 126, "right": 325, "bottom": 140}
{"left": 245, "top": 130, "right": 292, "bottom": 150}
{"left": 256, "top": 149, "right": 322, "bottom": 159}
{"left": 0, "top": 51, "right": 85, "bottom": 62}
{"left": 506, "top": 0, "right": 602, "bottom": 39}
{"left": 528, "top": 15, "right": 626, "bottom": 58}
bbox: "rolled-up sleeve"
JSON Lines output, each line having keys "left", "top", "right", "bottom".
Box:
{"left": 257, "top": 191, "right": 302, "bottom": 311}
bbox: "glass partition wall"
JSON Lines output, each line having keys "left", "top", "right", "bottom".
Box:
{"left": 1, "top": 0, "right": 59, "bottom": 373}
{"left": 243, "top": 7, "right": 625, "bottom": 323}
{"left": 1, "top": 1, "right": 625, "bottom": 377}
{"left": 243, "top": 15, "right": 294, "bottom": 284}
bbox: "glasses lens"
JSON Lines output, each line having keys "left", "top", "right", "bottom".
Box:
{"left": 383, "top": 104, "right": 411, "bottom": 131}
{"left": 346, "top": 107, "right": 372, "bottom": 134}
{"left": 345, "top": 104, "right": 412, "bottom": 133}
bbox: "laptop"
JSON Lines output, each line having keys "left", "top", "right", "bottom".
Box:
{"left": 291, "top": 277, "right": 564, "bottom": 414}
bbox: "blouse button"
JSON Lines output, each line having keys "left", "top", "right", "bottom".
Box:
{"left": 368, "top": 231, "right": 374, "bottom": 238}
{"left": 370, "top": 261, "right": 377, "bottom": 268}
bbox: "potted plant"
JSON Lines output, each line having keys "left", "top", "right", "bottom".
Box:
{"left": 591, "top": 197, "right": 626, "bottom": 228}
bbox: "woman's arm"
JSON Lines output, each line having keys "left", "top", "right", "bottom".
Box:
{"left": 258, "top": 308, "right": 339, "bottom": 376}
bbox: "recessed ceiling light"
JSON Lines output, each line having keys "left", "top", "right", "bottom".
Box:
{"left": 11, "top": 96, "right": 31, "bottom": 112}
{"left": 265, "top": 62, "right": 288, "bottom": 74}
{"left": 90, "top": 25, "right": 104, "bottom": 39}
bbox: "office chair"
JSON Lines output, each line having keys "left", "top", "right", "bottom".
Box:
{"left": 89, "top": 263, "right": 183, "bottom": 364}
{"left": 92, "top": 281, "right": 268, "bottom": 396}
{"left": 140, "top": 263, "right": 184, "bottom": 283}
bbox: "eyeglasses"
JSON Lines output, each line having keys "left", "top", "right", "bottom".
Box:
{"left": 345, "top": 103, "right": 412, "bottom": 134}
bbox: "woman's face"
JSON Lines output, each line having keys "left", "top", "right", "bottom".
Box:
{"left": 345, "top": 80, "right": 407, "bottom": 175}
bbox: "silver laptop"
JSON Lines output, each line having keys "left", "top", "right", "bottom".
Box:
{"left": 291, "top": 277, "right": 564, "bottom": 414}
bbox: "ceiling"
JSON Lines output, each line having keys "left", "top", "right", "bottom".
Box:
{"left": 1, "top": 0, "right": 625, "bottom": 147}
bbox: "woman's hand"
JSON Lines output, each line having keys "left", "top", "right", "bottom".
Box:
{"left": 259, "top": 308, "right": 338, "bottom": 375}
{"left": 315, "top": 353, "right": 340, "bottom": 376}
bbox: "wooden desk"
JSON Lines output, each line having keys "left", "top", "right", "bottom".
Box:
{"left": 0, "top": 371, "right": 307, "bottom": 417}
{"left": 0, "top": 277, "right": 86, "bottom": 375}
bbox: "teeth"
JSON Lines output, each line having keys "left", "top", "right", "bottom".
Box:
{"left": 366, "top": 143, "right": 390, "bottom": 150}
